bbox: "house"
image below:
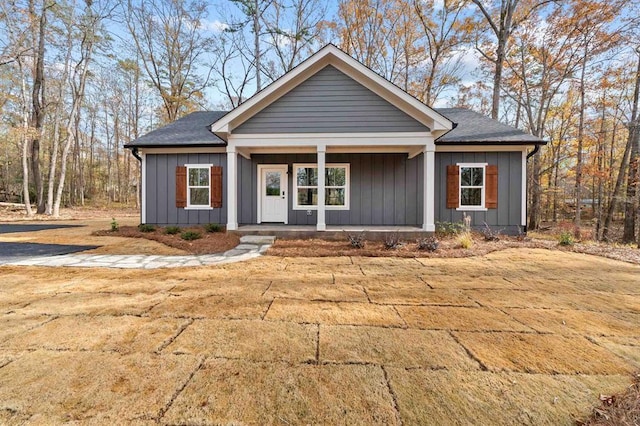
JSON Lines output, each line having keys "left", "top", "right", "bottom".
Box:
{"left": 125, "top": 44, "right": 545, "bottom": 235}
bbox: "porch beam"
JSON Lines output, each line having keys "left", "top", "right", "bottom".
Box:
{"left": 317, "top": 145, "right": 326, "bottom": 231}
{"left": 423, "top": 144, "right": 435, "bottom": 232}
{"left": 226, "top": 147, "right": 238, "bottom": 230}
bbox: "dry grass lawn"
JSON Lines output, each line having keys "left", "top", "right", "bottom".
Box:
{"left": 0, "top": 247, "right": 638, "bottom": 424}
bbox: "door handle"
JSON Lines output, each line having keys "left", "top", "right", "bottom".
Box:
{"left": 282, "top": 191, "right": 285, "bottom": 199}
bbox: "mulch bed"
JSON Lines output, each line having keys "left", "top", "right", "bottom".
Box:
{"left": 266, "top": 234, "right": 640, "bottom": 265}
{"left": 93, "top": 226, "right": 240, "bottom": 255}
{"left": 266, "top": 236, "right": 532, "bottom": 259}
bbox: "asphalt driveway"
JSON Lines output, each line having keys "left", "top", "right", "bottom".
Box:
{"left": 0, "top": 224, "right": 81, "bottom": 234}
{"left": 0, "top": 224, "right": 98, "bottom": 262}
{"left": 0, "top": 242, "right": 100, "bottom": 262}
{"left": 0, "top": 248, "right": 638, "bottom": 424}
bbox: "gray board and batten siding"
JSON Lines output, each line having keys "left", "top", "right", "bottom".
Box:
{"left": 144, "top": 151, "right": 524, "bottom": 231}
{"left": 239, "top": 153, "right": 424, "bottom": 226}
{"left": 435, "top": 151, "right": 523, "bottom": 233}
{"left": 233, "top": 65, "right": 429, "bottom": 134}
{"left": 145, "top": 153, "right": 227, "bottom": 225}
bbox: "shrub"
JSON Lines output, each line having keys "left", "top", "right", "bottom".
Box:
{"left": 138, "top": 224, "right": 155, "bottom": 233}
{"left": 417, "top": 236, "right": 439, "bottom": 251}
{"left": 558, "top": 231, "right": 574, "bottom": 246}
{"left": 165, "top": 226, "right": 181, "bottom": 235}
{"left": 347, "top": 231, "right": 366, "bottom": 249}
{"left": 435, "top": 221, "right": 466, "bottom": 237}
{"left": 457, "top": 232, "right": 473, "bottom": 249}
{"left": 482, "top": 222, "right": 501, "bottom": 241}
{"left": 384, "top": 232, "right": 401, "bottom": 249}
{"left": 181, "top": 230, "right": 201, "bottom": 241}
{"left": 204, "top": 223, "right": 223, "bottom": 233}
{"left": 110, "top": 218, "right": 119, "bottom": 232}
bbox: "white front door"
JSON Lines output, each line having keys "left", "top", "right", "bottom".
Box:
{"left": 260, "top": 166, "right": 288, "bottom": 223}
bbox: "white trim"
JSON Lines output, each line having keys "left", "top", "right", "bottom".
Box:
{"left": 185, "top": 164, "right": 213, "bottom": 209}
{"left": 522, "top": 149, "right": 527, "bottom": 226}
{"left": 436, "top": 145, "right": 538, "bottom": 152}
{"left": 457, "top": 163, "right": 487, "bottom": 210}
{"left": 292, "top": 162, "right": 350, "bottom": 211}
{"left": 236, "top": 145, "right": 428, "bottom": 157}
{"left": 141, "top": 153, "right": 146, "bottom": 224}
{"left": 228, "top": 133, "right": 434, "bottom": 148}
{"left": 226, "top": 148, "right": 238, "bottom": 230}
{"left": 210, "top": 45, "right": 452, "bottom": 139}
{"left": 317, "top": 149, "right": 326, "bottom": 231}
{"left": 138, "top": 147, "right": 226, "bottom": 154}
{"left": 257, "top": 164, "right": 289, "bottom": 224}
{"left": 423, "top": 147, "right": 435, "bottom": 232}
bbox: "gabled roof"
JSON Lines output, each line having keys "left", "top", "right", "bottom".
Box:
{"left": 435, "top": 108, "right": 545, "bottom": 145}
{"left": 124, "top": 111, "right": 227, "bottom": 148}
{"left": 210, "top": 44, "right": 454, "bottom": 140}
{"left": 124, "top": 107, "right": 545, "bottom": 148}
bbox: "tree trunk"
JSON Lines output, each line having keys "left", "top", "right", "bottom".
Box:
{"left": 602, "top": 137, "right": 631, "bottom": 241}
{"left": 18, "top": 60, "right": 33, "bottom": 217}
{"left": 575, "top": 47, "right": 588, "bottom": 230}
{"left": 53, "top": 10, "right": 95, "bottom": 217}
{"left": 254, "top": 0, "right": 261, "bottom": 91}
{"left": 46, "top": 25, "right": 73, "bottom": 215}
{"left": 30, "top": 1, "right": 47, "bottom": 214}
{"left": 623, "top": 51, "right": 640, "bottom": 244}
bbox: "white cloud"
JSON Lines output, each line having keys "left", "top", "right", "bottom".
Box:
{"left": 200, "top": 19, "right": 229, "bottom": 33}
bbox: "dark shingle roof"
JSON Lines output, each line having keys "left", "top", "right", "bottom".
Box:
{"left": 124, "top": 107, "right": 544, "bottom": 148}
{"left": 124, "top": 111, "right": 227, "bottom": 148}
{"left": 435, "top": 107, "right": 545, "bottom": 145}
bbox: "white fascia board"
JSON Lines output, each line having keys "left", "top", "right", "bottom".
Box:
{"left": 239, "top": 145, "right": 428, "bottom": 157}
{"left": 211, "top": 44, "right": 453, "bottom": 138}
{"left": 436, "top": 145, "right": 537, "bottom": 152}
{"left": 139, "top": 147, "right": 226, "bottom": 154}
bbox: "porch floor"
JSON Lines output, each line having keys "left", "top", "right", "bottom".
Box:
{"left": 233, "top": 225, "right": 429, "bottom": 241}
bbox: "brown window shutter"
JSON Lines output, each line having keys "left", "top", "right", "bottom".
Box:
{"left": 211, "top": 166, "right": 223, "bottom": 208}
{"left": 446, "top": 165, "right": 459, "bottom": 209}
{"left": 485, "top": 165, "right": 498, "bottom": 209}
{"left": 176, "top": 166, "right": 187, "bottom": 208}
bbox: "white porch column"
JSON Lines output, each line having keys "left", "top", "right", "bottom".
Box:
{"left": 423, "top": 143, "right": 436, "bottom": 232}
{"left": 317, "top": 144, "right": 326, "bottom": 231}
{"left": 226, "top": 146, "right": 238, "bottom": 231}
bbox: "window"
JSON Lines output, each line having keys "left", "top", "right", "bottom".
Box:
{"left": 293, "top": 164, "right": 349, "bottom": 210}
{"left": 187, "top": 165, "right": 210, "bottom": 208}
{"left": 459, "top": 163, "right": 486, "bottom": 210}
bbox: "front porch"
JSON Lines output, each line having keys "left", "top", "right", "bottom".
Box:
{"left": 225, "top": 137, "right": 438, "bottom": 233}
{"left": 231, "top": 224, "right": 428, "bottom": 241}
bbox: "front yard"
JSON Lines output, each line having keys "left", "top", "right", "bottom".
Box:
{"left": 0, "top": 247, "right": 638, "bottom": 424}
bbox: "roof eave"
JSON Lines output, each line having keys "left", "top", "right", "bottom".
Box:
{"left": 124, "top": 143, "right": 227, "bottom": 149}
{"left": 434, "top": 140, "right": 547, "bottom": 146}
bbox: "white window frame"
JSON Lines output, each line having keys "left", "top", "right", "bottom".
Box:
{"left": 293, "top": 163, "right": 350, "bottom": 210}
{"left": 185, "top": 164, "right": 213, "bottom": 210}
{"left": 457, "top": 162, "right": 488, "bottom": 211}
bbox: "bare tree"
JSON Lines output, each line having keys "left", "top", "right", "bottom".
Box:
{"left": 262, "top": 0, "right": 326, "bottom": 79}
{"left": 53, "top": 0, "right": 111, "bottom": 217}
{"left": 123, "top": 0, "right": 214, "bottom": 123}
{"left": 470, "top": 0, "right": 557, "bottom": 119}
